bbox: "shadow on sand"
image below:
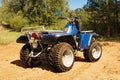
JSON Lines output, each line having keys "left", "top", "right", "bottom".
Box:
{"left": 11, "top": 60, "right": 57, "bottom": 72}
{"left": 75, "top": 56, "right": 86, "bottom": 62}
{"left": 11, "top": 56, "right": 86, "bottom": 72}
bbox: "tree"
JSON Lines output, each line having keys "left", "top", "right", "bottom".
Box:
{"left": 0, "top": 0, "right": 69, "bottom": 31}
{"left": 8, "top": 0, "right": 69, "bottom": 26}
{"left": 84, "top": 0, "right": 120, "bottom": 37}
{"left": 74, "top": 8, "right": 90, "bottom": 30}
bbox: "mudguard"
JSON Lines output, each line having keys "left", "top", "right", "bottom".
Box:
{"left": 41, "top": 34, "right": 77, "bottom": 48}
{"left": 16, "top": 35, "right": 29, "bottom": 43}
{"left": 79, "top": 33, "right": 99, "bottom": 49}
{"left": 41, "top": 34, "right": 57, "bottom": 44}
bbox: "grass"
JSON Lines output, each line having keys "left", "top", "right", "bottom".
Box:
{"left": 0, "top": 29, "right": 21, "bottom": 45}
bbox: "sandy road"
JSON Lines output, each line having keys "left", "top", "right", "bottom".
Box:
{"left": 0, "top": 41, "right": 120, "bottom": 80}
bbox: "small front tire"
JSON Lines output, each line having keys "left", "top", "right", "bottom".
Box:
{"left": 83, "top": 41, "right": 102, "bottom": 62}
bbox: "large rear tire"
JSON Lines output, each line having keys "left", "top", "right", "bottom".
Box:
{"left": 20, "top": 44, "right": 41, "bottom": 67}
{"left": 48, "top": 43, "right": 74, "bottom": 72}
{"left": 83, "top": 41, "right": 102, "bottom": 62}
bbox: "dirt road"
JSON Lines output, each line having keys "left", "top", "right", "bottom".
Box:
{"left": 0, "top": 41, "right": 120, "bottom": 80}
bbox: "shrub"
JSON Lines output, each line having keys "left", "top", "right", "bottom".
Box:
{"left": 10, "top": 15, "right": 29, "bottom": 31}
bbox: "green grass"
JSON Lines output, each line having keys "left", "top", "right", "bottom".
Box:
{"left": 0, "top": 29, "right": 21, "bottom": 45}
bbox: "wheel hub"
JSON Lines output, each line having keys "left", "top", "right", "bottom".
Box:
{"left": 92, "top": 46, "right": 101, "bottom": 59}
{"left": 62, "top": 49, "right": 74, "bottom": 67}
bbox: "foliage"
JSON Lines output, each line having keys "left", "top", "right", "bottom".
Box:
{"left": 46, "top": 20, "right": 67, "bottom": 30}
{"left": 8, "top": 0, "right": 68, "bottom": 25}
{"left": 68, "top": 10, "right": 76, "bottom": 18}
{"left": 0, "top": 0, "right": 120, "bottom": 39}
{"left": 75, "top": 8, "right": 90, "bottom": 30}
{"left": 10, "top": 12, "right": 29, "bottom": 31}
{"left": 84, "top": 0, "right": 120, "bottom": 37}
{"left": 0, "top": 0, "right": 69, "bottom": 31}
{"left": 0, "top": 4, "right": 12, "bottom": 26}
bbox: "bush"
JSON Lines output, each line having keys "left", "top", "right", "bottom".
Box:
{"left": 10, "top": 15, "right": 29, "bottom": 31}
{"left": 46, "top": 20, "right": 67, "bottom": 30}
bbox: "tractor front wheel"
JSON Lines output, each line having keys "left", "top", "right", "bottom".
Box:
{"left": 83, "top": 41, "right": 102, "bottom": 62}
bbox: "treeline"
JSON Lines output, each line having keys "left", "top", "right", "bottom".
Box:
{"left": 73, "top": 0, "right": 120, "bottom": 37}
{"left": 0, "top": 0, "right": 120, "bottom": 38}
{"left": 84, "top": 0, "right": 120, "bottom": 37}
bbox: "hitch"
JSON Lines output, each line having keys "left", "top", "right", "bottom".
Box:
{"left": 29, "top": 47, "right": 47, "bottom": 58}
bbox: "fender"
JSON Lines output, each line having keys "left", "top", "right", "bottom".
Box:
{"left": 41, "top": 34, "right": 77, "bottom": 49}
{"left": 79, "top": 33, "right": 99, "bottom": 49}
{"left": 57, "top": 35, "right": 77, "bottom": 49}
{"left": 41, "top": 34, "right": 57, "bottom": 44}
{"left": 16, "top": 35, "right": 29, "bottom": 43}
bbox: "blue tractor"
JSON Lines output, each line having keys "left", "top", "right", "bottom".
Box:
{"left": 17, "top": 16, "right": 102, "bottom": 72}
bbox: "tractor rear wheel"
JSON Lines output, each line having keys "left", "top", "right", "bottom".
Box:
{"left": 48, "top": 43, "right": 74, "bottom": 72}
